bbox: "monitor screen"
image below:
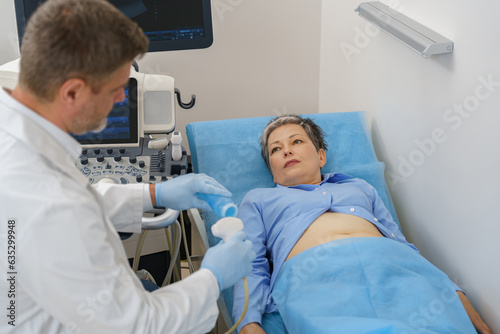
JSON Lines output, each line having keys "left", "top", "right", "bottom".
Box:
{"left": 14, "top": 0, "right": 213, "bottom": 52}
{"left": 71, "top": 78, "right": 139, "bottom": 145}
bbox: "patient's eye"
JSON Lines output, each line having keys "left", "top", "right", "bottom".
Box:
{"left": 293, "top": 139, "right": 303, "bottom": 144}
{"left": 271, "top": 146, "right": 281, "bottom": 154}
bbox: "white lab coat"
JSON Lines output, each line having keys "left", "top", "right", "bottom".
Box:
{"left": 0, "top": 87, "right": 219, "bottom": 334}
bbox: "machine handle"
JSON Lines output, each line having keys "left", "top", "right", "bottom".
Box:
{"left": 175, "top": 88, "right": 196, "bottom": 109}
{"left": 142, "top": 208, "right": 180, "bottom": 229}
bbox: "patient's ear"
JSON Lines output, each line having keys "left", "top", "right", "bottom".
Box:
{"left": 318, "top": 149, "right": 327, "bottom": 168}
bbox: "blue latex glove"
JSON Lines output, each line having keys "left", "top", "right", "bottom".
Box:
{"left": 201, "top": 231, "right": 255, "bottom": 291}
{"left": 155, "top": 173, "right": 231, "bottom": 211}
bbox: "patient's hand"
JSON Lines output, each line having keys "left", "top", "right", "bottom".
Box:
{"left": 457, "top": 291, "right": 492, "bottom": 334}
{"left": 239, "top": 322, "right": 267, "bottom": 334}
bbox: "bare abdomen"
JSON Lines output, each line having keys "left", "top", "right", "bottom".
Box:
{"left": 286, "top": 212, "right": 383, "bottom": 260}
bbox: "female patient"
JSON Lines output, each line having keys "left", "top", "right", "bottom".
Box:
{"left": 233, "top": 114, "right": 491, "bottom": 334}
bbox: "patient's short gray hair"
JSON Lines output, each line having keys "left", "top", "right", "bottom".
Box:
{"left": 260, "top": 114, "right": 328, "bottom": 170}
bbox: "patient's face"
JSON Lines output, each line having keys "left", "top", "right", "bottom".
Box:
{"left": 267, "top": 123, "right": 326, "bottom": 186}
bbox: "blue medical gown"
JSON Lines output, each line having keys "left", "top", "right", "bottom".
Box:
{"left": 233, "top": 173, "right": 464, "bottom": 332}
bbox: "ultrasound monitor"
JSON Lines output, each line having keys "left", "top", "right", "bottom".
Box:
{"left": 14, "top": 0, "right": 213, "bottom": 52}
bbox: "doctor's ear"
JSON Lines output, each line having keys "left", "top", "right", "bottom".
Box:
{"left": 58, "top": 78, "right": 88, "bottom": 105}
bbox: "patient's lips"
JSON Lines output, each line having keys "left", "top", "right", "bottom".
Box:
{"left": 284, "top": 159, "right": 299, "bottom": 168}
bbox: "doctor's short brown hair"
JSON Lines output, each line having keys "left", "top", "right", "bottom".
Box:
{"left": 18, "top": 0, "right": 149, "bottom": 102}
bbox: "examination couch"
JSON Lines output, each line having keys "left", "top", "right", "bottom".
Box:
{"left": 186, "top": 111, "right": 399, "bottom": 331}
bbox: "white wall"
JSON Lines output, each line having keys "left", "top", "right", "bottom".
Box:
{"left": 0, "top": 0, "right": 20, "bottom": 64}
{"left": 320, "top": 0, "right": 499, "bottom": 331}
{"left": 136, "top": 0, "right": 322, "bottom": 148}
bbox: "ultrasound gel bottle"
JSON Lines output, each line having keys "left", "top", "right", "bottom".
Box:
{"left": 196, "top": 193, "right": 239, "bottom": 218}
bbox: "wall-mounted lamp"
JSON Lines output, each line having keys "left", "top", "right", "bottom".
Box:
{"left": 355, "top": 2, "right": 453, "bottom": 58}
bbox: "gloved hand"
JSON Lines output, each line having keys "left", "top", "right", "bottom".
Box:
{"left": 155, "top": 173, "right": 231, "bottom": 211}
{"left": 201, "top": 231, "right": 255, "bottom": 291}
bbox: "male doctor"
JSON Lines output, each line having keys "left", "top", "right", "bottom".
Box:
{"left": 0, "top": 0, "right": 255, "bottom": 333}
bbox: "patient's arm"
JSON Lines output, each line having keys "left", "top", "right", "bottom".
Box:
{"left": 457, "top": 292, "right": 492, "bottom": 334}
{"left": 239, "top": 322, "right": 267, "bottom": 334}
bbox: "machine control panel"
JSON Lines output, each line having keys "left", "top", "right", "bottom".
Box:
{"left": 76, "top": 137, "right": 188, "bottom": 185}
{"left": 78, "top": 154, "right": 151, "bottom": 184}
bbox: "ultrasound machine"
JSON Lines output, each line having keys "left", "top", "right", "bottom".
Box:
{"left": 73, "top": 67, "right": 188, "bottom": 187}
